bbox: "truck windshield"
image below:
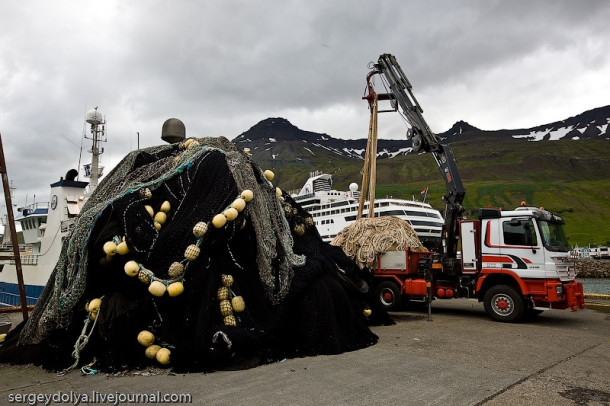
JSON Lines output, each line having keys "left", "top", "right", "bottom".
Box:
{"left": 537, "top": 220, "right": 570, "bottom": 252}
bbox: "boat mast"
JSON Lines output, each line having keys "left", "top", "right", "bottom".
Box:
{"left": 84, "top": 107, "right": 106, "bottom": 193}
{"left": 0, "top": 132, "right": 29, "bottom": 320}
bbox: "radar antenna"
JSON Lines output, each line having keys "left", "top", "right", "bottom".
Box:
{"left": 84, "top": 106, "right": 107, "bottom": 193}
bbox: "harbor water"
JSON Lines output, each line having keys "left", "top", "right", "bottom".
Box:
{"left": 578, "top": 277, "right": 610, "bottom": 294}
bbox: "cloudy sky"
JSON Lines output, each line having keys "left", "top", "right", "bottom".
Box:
{"left": 1, "top": 0, "right": 609, "bottom": 210}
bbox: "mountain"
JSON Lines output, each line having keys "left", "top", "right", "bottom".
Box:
{"left": 232, "top": 117, "right": 412, "bottom": 164}
{"left": 438, "top": 105, "right": 610, "bottom": 142}
{"left": 231, "top": 106, "right": 610, "bottom": 246}
{"left": 233, "top": 106, "right": 610, "bottom": 165}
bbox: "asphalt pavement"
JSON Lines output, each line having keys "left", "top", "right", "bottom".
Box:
{"left": 1, "top": 300, "right": 608, "bottom": 405}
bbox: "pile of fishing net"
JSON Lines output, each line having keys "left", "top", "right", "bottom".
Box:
{"left": 331, "top": 216, "right": 427, "bottom": 269}
{"left": 0, "top": 136, "right": 381, "bottom": 373}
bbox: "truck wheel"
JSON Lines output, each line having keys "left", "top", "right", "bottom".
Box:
{"left": 483, "top": 285, "right": 524, "bottom": 322}
{"left": 375, "top": 281, "right": 401, "bottom": 311}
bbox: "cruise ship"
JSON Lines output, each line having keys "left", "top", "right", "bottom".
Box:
{"left": 291, "top": 172, "right": 444, "bottom": 249}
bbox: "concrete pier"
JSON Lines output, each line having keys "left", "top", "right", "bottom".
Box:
{"left": 1, "top": 300, "right": 608, "bottom": 405}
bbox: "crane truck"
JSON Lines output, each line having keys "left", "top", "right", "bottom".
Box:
{"left": 365, "top": 54, "right": 585, "bottom": 322}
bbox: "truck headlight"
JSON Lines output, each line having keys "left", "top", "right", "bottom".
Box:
{"left": 556, "top": 285, "right": 563, "bottom": 298}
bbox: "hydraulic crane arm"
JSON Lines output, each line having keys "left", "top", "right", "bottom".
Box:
{"left": 365, "top": 54, "right": 465, "bottom": 258}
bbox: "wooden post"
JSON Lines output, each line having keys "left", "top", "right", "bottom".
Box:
{"left": 357, "top": 92, "right": 378, "bottom": 220}
{"left": 0, "top": 132, "right": 29, "bottom": 320}
{"left": 368, "top": 95, "right": 378, "bottom": 218}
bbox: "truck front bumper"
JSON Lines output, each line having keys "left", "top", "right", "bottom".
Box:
{"left": 539, "top": 280, "right": 586, "bottom": 311}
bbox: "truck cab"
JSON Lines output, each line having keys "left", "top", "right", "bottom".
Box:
{"left": 460, "top": 207, "right": 584, "bottom": 321}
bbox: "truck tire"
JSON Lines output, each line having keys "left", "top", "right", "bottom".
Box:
{"left": 375, "top": 281, "right": 401, "bottom": 311}
{"left": 483, "top": 285, "right": 524, "bottom": 322}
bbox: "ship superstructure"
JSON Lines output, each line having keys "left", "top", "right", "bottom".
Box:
{"left": 292, "top": 171, "right": 443, "bottom": 248}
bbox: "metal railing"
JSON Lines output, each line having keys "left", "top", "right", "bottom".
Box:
{"left": 4, "top": 254, "right": 40, "bottom": 265}
{"left": 0, "top": 290, "right": 38, "bottom": 308}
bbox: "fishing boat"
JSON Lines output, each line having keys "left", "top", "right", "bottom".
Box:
{"left": 0, "top": 108, "right": 106, "bottom": 308}
{"left": 291, "top": 171, "right": 444, "bottom": 249}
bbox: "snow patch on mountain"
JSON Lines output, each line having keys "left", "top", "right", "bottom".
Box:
{"left": 514, "top": 126, "right": 574, "bottom": 141}
{"left": 384, "top": 147, "right": 414, "bottom": 158}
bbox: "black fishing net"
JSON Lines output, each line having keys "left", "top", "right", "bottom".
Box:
{"left": 0, "top": 137, "right": 384, "bottom": 372}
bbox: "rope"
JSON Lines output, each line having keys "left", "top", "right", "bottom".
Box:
{"left": 57, "top": 302, "right": 102, "bottom": 376}
{"left": 358, "top": 92, "right": 378, "bottom": 219}
{"left": 331, "top": 217, "right": 426, "bottom": 269}
{"left": 368, "top": 95, "right": 378, "bottom": 218}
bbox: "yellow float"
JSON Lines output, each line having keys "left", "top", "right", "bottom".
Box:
{"left": 231, "top": 198, "right": 246, "bottom": 212}
{"left": 156, "top": 348, "right": 171, "bottom": 365}
{"left": 167, "top": 281, "right": 184, "bottom": 297}
{"left": 223, "top": 207, "right": 238, "bottom": 221}
{"left": 137, "top": 330, "right": 155, "bottom": 347}
{"left": 116, "top": 241, "right": 129, "bottom": 255}
{"left": 145, "top": 344, "right": 161, "bottom": 359}
{"left": 87, "top": 298, "right": 102, "bottom": 312}
{"left": 154, "top": 211, "right": 167, "bottom": 225}
{"left": 241, "top": 190, "right": 254, "bottom": 202}
{"left": 160, "top": 201, "right": 171, "bottom": 213}
{"left": 212, "top": 213, "right": 227, "bottom": 228}
{"left": 103, "top": 241, "right": 117, "bottom": 256}
{"left": 148, "top": 280, "right": 166, "bottom": 297}
{"left": 124, "top": 261, "right": 140, "bottom": 277}
{"left": 231, "top": 296, "right": 245, "bottom": 312}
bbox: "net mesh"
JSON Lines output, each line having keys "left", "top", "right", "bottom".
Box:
{"left": 1, "top": 137, "right": 380, "bottom": 372}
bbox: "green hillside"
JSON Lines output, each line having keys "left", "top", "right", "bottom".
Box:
{"left": 269, "top": 138, "right": 610, "bottom": 247}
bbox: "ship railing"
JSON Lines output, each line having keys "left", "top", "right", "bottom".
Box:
{"left": 18, "top": 201, "right": 50, "bottom": 212}
{"left": 0, "top": 243, "right": 31, "bottom": 252}
{"left": 294, "top": 193, "right": 315, "bottom": 202}
{"left": 0, "top": 291, "right": 38, "bottom": 308}
{"left": 5, "top": 254, "right": 39, "bottom": 265}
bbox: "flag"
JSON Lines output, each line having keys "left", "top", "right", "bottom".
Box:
{"left": 420, "top": 187, "right": 428, "bottom": 195}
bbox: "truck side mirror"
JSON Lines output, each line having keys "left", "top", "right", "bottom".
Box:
{"left": 522, "top": 222, "right": 537, "bottom": 253}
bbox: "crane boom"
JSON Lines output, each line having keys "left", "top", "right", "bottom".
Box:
{"left": 365, "top": 54, "right": 465, "bottom": 259}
